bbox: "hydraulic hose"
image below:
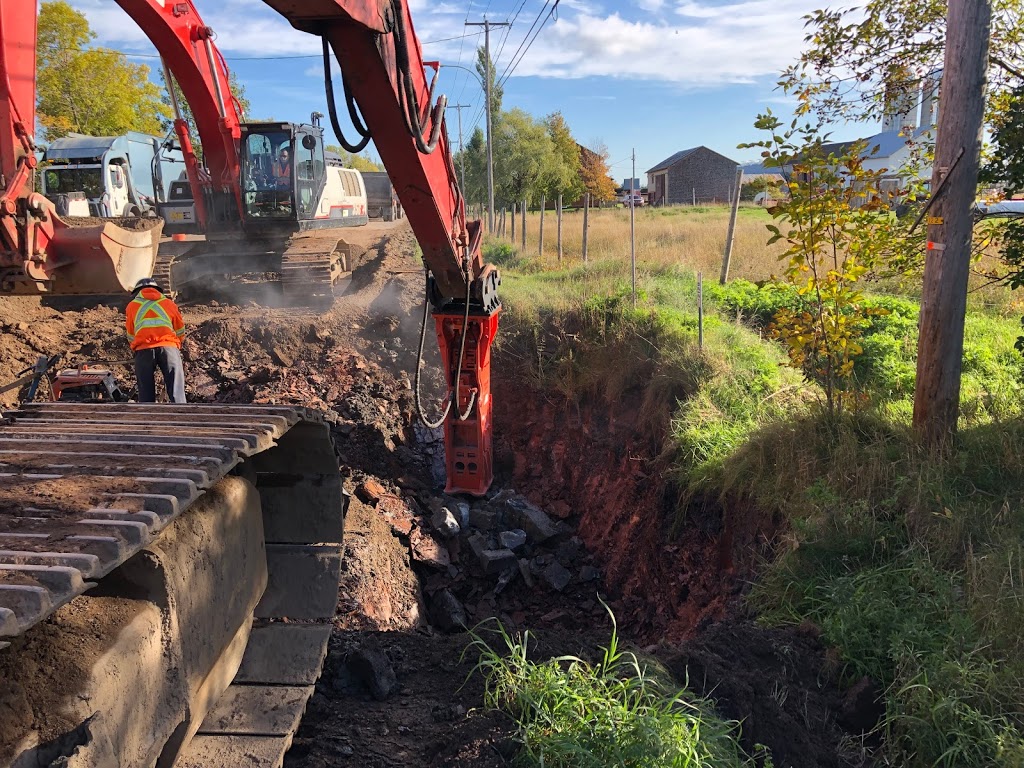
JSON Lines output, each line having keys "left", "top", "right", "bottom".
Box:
{"left": 322, "top": 36, "right": 371, "bottom": 153}
{"left": 414, "top": 271, "right": 475, "bottom": 429}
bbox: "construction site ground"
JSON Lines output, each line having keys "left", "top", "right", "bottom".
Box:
{"left": 0, "top": 221, "right": 875, "bottom": 767}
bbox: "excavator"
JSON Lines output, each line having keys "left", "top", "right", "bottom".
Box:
{"left": 0, "top": 1, "right": 500, "bottom": 766}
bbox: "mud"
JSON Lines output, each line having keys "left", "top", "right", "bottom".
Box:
{"left": 0, "top": 220, "right": 875, "bottom": 767}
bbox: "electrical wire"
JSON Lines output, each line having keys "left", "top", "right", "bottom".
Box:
{"left": 496, "top": 0, "right": 551, "bottom": 84}
{"left": 498, "top": 0, "right": 559, "bottom": 87}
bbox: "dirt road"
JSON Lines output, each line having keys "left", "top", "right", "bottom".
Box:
{"left": 0, "top": 220, "right": 873, "bottom": 767}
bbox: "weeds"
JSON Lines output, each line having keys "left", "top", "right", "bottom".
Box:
{"left": 467, "top": 606, "right": 755, "bottom": 767}
{"left": 492, "top": 207, "right": 1024, "bottom": 766}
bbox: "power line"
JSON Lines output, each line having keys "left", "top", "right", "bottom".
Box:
{"left": 499, "top": 0, "right": 559, "bottom": 86}
{"left": 493, "top": 0, "right": 529, "bottom": 69}
{"left": 496, "top": 0, "right": 552, "bottom": 84}
{"left": 44, "top": 30, "right": 485, "bottom": 63}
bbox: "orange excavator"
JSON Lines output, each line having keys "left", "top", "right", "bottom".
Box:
{"left": 0, "top": 2, "right": 500, "bottom": 765}
{"left": 0, "top": 0, "right": 499, "bottom": 497}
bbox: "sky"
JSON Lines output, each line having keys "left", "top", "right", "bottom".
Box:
{"left": 66, "top": 0, "right": 882, "bottom": 183}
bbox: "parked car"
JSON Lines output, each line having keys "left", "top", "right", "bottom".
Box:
{"left": 617, "top": 191, "right": 645, "bottom": 207}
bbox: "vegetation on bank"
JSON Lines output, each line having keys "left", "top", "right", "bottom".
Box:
{"left": 483, "top": 218, "right": 1024, "bottom": 766}
{"left": 468, "top": 609, "right": 764, "bottom": 767}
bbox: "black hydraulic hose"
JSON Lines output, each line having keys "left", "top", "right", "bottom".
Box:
{"left": 322, "top": 36, "right": 371, "bottom": 153}
{"left": 414, "top": 271, "right": 475, "bottom": 429}
{"left": 391, "top": 0, "right": 445, "bottom": 154}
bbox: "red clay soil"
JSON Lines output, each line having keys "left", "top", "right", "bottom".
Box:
{"left": 491, "top": 377, "right": 778, "bottom": 646}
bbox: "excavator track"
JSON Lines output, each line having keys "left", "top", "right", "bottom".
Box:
{"left": 0, "top": 403, "right": 347, "bottom": 768}
{"left": 280, "top": 236, "right": 353, "bottom": 304}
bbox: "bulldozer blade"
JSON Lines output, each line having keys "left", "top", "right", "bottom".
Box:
{"left": 14, "top": 219, "right": 163, "bottom": 295}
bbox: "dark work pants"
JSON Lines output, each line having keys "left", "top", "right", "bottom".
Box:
{"left": 135, "top": 345, "right": 186, "bottom": 403}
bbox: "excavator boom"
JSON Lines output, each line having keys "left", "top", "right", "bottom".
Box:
{"left": 265, "top": 0, "right": 502, "bottom": 495}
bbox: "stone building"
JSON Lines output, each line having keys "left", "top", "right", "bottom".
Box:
{"left": 646, "top": 146, "right": 739, "bottom": 206}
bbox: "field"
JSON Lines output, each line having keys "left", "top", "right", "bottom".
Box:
{"left": 484, "top": 203, "right": 1024, "bottom": 766}
{"left": 500, "top": 204, "right": 787, "bottom": 281}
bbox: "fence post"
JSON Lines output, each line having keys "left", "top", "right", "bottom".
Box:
{"left": 539, "top": 193, "right": 545, "bottom": 257}
{"left": 521, "top": 199, "right": 527, "bottom": 250}
{"left": 692, "top": 188, "right": 696, "bottom": 206}
{"left": 511, "top": 203, "right": 516, "bottom": 244}
{"left": 582, "top": 192, "right": 590, "bottom": 264}
{"left": 556, "top": 194, "right": 563, "bottom": 264}
{"left": 720, "top": 166, "right": 744, "bottom": 284}
{"left": 697, "top": 271, "right": 704, "bottom": 350}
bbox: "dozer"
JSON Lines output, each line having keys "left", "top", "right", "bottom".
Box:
{"left": 0, "top": 1, "right": 501, "bottom": 766}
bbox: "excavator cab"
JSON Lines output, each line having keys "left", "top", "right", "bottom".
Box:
{"left": 240, "top": 122, "right": 329, "bottom": 228}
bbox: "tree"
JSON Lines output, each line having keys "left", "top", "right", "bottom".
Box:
{"left": 36, "top": 1, "right": 171, "bottom": 140}
{"left": 161, "top": 68, "right": 251, "bottom": 160}
{"left": 544, "top": 112, "right": 584, "bottom": 201}
{"left": 325, "top": 146, "right": 383, "bottom": 172}
{"left": 780, "top": 0, "right": 1022, "bottom": 125}
{"left": 475, "top": 46, "right": 503, "bottom": 125}
{"left": 493, "top": 109, "right": 560, "bottom": 206}
{"left": 458, "top": 127, "right": 488, "bottom": 206}
{"left": 742, "top": 113, "right": 917, "bottom": 415}
{"left": 579, "top": 142, "right": 617, "bottom": 202}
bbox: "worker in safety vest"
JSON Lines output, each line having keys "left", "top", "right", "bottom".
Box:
{"left": 126, "top": 278, "right": 186, "bottom": 403}
{"left": 272, "top": 147, "right": 292, "bottom": 189}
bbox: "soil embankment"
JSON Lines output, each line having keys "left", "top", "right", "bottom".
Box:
{"left": 0, "top": 220, "right": 874, "bottom": 766}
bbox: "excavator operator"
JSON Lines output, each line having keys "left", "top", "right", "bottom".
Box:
{"left": 272, "top": 147, "right": 292, "bottom": 189}
{"left": 126, "top": 278, "right": 187, "bottom": 403}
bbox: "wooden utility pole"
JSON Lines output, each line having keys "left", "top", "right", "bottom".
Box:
{"left": 465, "top": 18, "right": 510, "bottom": 234}
{"left": 582, "top": 193, "right": 590, "bottom": 263}
{"left": 446, "top": 103, "right": 470, "bottom": 196}
{"left": 913, "top": 0, "right": 991, "bottom": 446}
{"left": 720, "top": 165, "right": 744, "bottom": 284}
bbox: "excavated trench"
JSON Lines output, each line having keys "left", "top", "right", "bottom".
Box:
{"left": 0, "top": 224, "right": 879, "bottom": 767}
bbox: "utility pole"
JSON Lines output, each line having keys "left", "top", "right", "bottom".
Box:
{"left": 912, "top": 0, "right": 991, "bottom": 447}
{"left": 447, "top": 103, "right": 470, "bottom": 196}
{"left": 465, "top": 17, "right": 510, "bottom": 234}
{"left": 630, "top": 148, "right": 637, "bottom": 308}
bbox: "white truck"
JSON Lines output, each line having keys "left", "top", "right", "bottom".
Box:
{"left": 41, "top": 131, "right": 185, "bottom": 218}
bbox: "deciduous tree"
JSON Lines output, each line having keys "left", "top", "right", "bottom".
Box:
{"left": 36, "top": 1, "right": 171, "bottom": 140}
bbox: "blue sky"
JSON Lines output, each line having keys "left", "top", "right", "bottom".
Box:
{"left": 68, "top": 0, "right": 880, "bottom": 180}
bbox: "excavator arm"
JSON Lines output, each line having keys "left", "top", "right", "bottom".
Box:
{"left": 114, "top": 0, "right": 246, "bottom": 232}
{"left": 0, "top": 2, "right": 161, "bottom": 294}
{"left": 263, "top": 0, "right": 502, "bottom": 495}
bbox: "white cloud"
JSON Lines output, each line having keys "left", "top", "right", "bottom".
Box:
{"left": 503, "top": 1, "right": 819, "bottom": 85}
{"left": 66, "top": 0, "right": 818, "bottom": 89}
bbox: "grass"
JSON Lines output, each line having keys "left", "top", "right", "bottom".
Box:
{"left": 499, "top": 204, "right": 787, "bottom": 282}
{"left": 468, "top": 607, "right": 761, "bottom": 767}
{"left": 484, "top": 203, "right": 1024, "bottom": 766}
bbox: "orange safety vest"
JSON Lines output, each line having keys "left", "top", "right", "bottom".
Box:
{"left": 126, "top": 287, "right": 185, "bottom": 352}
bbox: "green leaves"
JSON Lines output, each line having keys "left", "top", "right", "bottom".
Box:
{"left": 37, "top": 1, "right": 171, "bottom": 140}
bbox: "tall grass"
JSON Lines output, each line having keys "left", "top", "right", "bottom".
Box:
{"left": 468, "top": 607, "right": 760, "bottom": 767}
{"left": 499, "top": 204, "right": 786, "bottom": 282}
{"left": 491, "top": 203, "right": 1024, "bottom": 766}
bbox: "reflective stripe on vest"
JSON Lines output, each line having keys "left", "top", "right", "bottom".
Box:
{"left": 131, "top": 297, "right": 174, "bottom": 337}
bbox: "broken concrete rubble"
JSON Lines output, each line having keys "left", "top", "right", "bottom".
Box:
{"left": 498, "top": 529, "right": 527, "bottom": 552}
{"left": 505, "top": 495, "right": 560, "bottom": 543}
{"left": 427, "top": 589, "right": 467, "bottom": 633}
{"left": 477, "top": 548, "right": 518, "bottom": 576}
{"left": 409, "top": 528, "right": 451, "bottom": 570}
{"left": 431, "top": 506, "right": 460, "bottom": 538}
{"left": 347, "top": 648, "right": 398, "bottom": 701}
